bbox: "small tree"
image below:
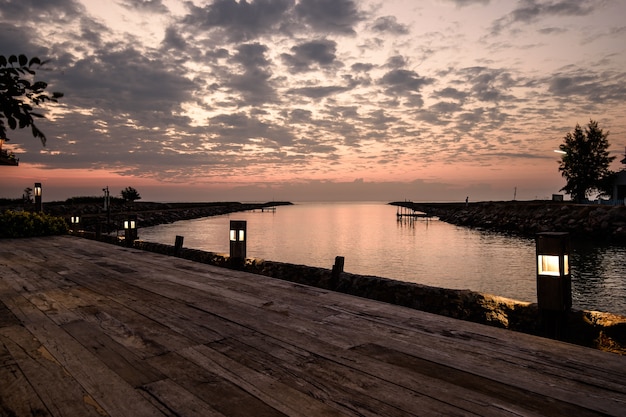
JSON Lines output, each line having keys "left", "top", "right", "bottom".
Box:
{"left": 23, "top": 187, "right": 33, "bottom": 203}
{"left": 121, "top": 187, "right": 141, "bottom": 203}
{"left": 558, "top": 120, "right": 615, "bottom": 202}
{"left": 0, "top": 54, "right": 64, "bottom": 146}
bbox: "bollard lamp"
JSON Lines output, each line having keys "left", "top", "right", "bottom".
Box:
{"left": 123, "top": 214, "right": 138, "bottom": 245}
{"left": 70, "top": 215, "right": 80, "bottom": 232}
{"left": 536, "top": 232, "right": 572, "bottom": 311}
{"left": 34, "top": 182, "right": 43, "bottom": 212}
{"left": 124, "top": 218, "right": 137, "bottom": 230}
{"left": 229, "top": 220, "right": 247, "bottom": 265}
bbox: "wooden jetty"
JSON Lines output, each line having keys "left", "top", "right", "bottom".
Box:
{"left": 396, "top": 204, "right": 430, "bottom": 219}
{"left": 1, "top": 236, "right": 625, "bottom": 416}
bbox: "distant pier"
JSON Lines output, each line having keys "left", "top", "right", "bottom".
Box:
{"left": 396, "top": 202, "right": 431, "bottom": 220}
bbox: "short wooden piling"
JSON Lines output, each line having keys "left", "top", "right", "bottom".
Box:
{"left": 174, "top": 235, "right": 184, "bottom": 256}
{"left": 331, "top": 256, "right": 345, "bottom": 287}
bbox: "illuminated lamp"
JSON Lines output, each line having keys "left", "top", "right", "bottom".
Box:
{"left": 536, "top": 232, "right": 572, "bottom": 312}
{"left": 70, "top": 214, "right": 80, "bottom": 232}
{"left": 123, "top": 214, "right": 138, "bottom": 246}
{"left": 229, "top": 220, "right": 247, "bottom": 267}
{"left": 34, "top": 182, "right": 43, "bottom": 212}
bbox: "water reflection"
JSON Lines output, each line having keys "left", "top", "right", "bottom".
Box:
{"left": 571, "top": 242, "right": 626, "bottom": 314}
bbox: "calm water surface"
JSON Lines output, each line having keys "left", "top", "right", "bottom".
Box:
{"left": 140, "top": 202, "right": 626, "bottom": 315}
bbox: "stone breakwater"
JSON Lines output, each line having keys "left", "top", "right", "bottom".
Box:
{"left": 392, "top": 201, "right": 626, "bottom": 243}
{"left": 112, "top": 239, "right": 625, "bottom": 354}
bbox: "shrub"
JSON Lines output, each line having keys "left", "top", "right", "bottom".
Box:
{"left": 0, "top": 210, "right": 69, "bottom": 238}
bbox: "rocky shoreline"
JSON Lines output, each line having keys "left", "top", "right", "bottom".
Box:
{"left": 391, "top": 200, "right": 626, "bottom": 244}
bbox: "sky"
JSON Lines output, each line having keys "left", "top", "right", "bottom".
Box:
{"left": 1, "top": 0, "right": 625, "bottom": 203}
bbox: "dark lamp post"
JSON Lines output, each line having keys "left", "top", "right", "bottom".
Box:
{"left": 70, "top": 215, "right": 80, "bottom": 232}
{"left": 536, "top": 232, "right": 572, "bottom": 338}
{"left": 229, "top": 220, "right": 247, "bottom": 268}
{"left": 34, "top": 182, "right": 43, "bottom": 212}
{"left": 124, "top": 215, "right": 138, "bottom": 246}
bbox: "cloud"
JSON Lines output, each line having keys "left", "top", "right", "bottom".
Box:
{"left": 371, "top": 16, "right": 409, "bottom": 35}
{"left": 120, "top": 0, "right": 169, "bottom": 13}
{"left": 547, "top": 67, "right": 626, "bottom": 104}
{"left": 286, "top": 86, "right": 349, "bottom": 99}
{"left": 294, "top": 0, "right": 363, "bottom": 35}
{"left": 444, "top": 0, "right": 490, "bottom": 6}
{"left": 281, "top": 39, "right": 340, "bottom": 73}
{"left": 55, "top": 48, "right": 196, "bottom": 114}
{"left": 181, "top": 0, "right": 294, "bottom": 42}
{"left": 490, "top": 0, "right": 599, "bottom": 35}
{"left": 380, "top": 69, "right": 432, "bottom": 93}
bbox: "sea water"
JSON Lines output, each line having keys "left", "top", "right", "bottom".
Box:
{"left": 140, "top": 202, "right": 626, "bottom": 315}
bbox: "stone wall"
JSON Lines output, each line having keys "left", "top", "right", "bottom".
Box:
{"left": 131, "top": 239, "right": 626, "bottom": 354}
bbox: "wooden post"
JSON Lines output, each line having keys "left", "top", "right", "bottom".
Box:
{"left": 330, "top": 256, "right": 345, "bottom": 288}
{"left": 174, "top": 235, "right": 184, "bottom": 256}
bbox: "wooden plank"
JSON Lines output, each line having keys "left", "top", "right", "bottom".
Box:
{"left": 179, "top": 345, "right": 356, "bottom": 417}
{"left": 141, "top": 379, "right": 229, "bottom": 417}
{"left": 0, "top": 334, "right": 52, "bottom": 417}
{"left": 146, "top": 351, "right": 289, "bottom": 417}
{"left": 351, "top": 342, "right": 604, "bottom": 417}
{"left": 0, "top": 324, "right": 110, "bottom": 417}
{"left": 62, "top": 320, "right": 165, "bottom": 388}
{"left": 0, "top": 279, "right": 168, "bottom": 417}
{"left": 55, "top": 265, "right": 248, "bottom": 345}
{"left": 205, "top": 333, "right": 529, "bottom": 417}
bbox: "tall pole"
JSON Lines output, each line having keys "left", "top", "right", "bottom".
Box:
{"left": 103, "top": 186, "right": 110, "bottom": 233}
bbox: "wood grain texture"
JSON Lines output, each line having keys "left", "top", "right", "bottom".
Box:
{"left": 1, "top": 235, "right": 625, "bottom": 417}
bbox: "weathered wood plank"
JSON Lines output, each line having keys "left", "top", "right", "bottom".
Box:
{"left": 55, "top": 265, "right": 249, "bottom": 345}
{"left": 141, "top": 379, "right": 228, "bottom": 417}
{"left": 62, "top": 320, "right": 165, "bottom": 388}
{"left": 0, "top": 279, "right": 168, "bottom": 417}
{"left": 0, "top": 335, "right": 52, "bottom": 417}
{"left": 179, "top": 344, "right": 357, "bottom": 417}
{"left": 146, "top": 351, "right": 289, "bottom": 417}
{"left": 207, "top": 332, "right": 534, "bottom": 417}
{"left": 0, "top": 325, "right": 109, "bottom": 417}
{"left": 197, "top": 338, "right": 493, "bottom": 417}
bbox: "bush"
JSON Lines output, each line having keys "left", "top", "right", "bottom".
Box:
{"left": 0, "top": 210, "right": 69, "bottom": 238}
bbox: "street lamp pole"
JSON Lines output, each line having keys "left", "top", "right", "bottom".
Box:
{"left": 103, "top": 186, "right": 110, "bottom": 233}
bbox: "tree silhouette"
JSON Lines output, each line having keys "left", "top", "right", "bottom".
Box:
{"left": 558, "top": 120, "right": 615, "bottom": 202}
{"left": 0, "top": 54, "right": 63, "bottom": 146}
{"left": 121, "top": 187, "right": 141, "bottom": 203}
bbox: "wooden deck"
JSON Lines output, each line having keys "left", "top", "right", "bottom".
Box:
{"left": 1, "top": 236, "right": 625, "bottom": 417}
